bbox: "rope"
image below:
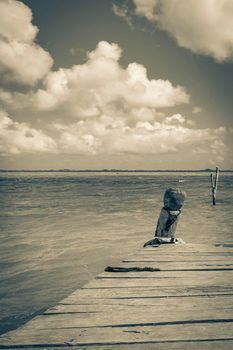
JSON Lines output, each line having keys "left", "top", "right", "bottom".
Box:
{"left": 105, "top": 266, "right": 160, "bottom": 272}
{"left": 164, "top": 208, "right": 181, "bottom": 231}
{"left": 144, "top": 237, "right": 176, "bottom": 247}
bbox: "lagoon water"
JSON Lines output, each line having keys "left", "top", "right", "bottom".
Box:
{"left": 0, "top": 171, "right": 233, "bottom": 334}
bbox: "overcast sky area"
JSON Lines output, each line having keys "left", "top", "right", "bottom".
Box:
{"left": 0, "top": 0, "right": 233, "bottom": 170}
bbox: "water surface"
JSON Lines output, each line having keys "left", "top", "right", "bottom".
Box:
{"left": 0, "top": 172, "right": 232, "bottom": 334}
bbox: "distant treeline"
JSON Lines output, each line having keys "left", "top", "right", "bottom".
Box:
{"left": 0, "top": 169, "right": 233, "bottom": 173}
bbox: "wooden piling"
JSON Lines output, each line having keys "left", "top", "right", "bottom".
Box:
{"left": 1, "top": 242, "right": 233, "bottom": 349}
{"left": 211, "top": 167, "right": 220, "bottom": 205}
{"left": 144, "top": 188, "right": 186, "bottom": 246}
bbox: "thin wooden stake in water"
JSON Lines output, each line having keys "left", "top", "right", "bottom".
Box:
{"left": 210, "top": 167, "right": 219, "bottom": 205}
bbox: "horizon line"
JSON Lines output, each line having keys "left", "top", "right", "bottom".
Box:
{"left": 0, "top": 168, "right": 233, "bottom": 172}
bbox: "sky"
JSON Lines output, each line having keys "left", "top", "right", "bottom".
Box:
{"left": 0, "top": 0, "right": 233, "bottom": 170}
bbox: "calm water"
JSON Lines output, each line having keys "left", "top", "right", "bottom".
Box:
{"left": 0, "top": 172, "right": 233, "bottom": 334}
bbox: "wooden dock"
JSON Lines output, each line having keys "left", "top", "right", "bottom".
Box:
{"left": 1, "top": 242, "right": 233, "bottom": 349}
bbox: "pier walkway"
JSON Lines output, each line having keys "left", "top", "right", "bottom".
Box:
{"left": 1, "top": 243, "right": 233, "bottom": 349}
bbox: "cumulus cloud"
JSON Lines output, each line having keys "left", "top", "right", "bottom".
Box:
{"left": 0, "top": 0, "right": 53, "bottom": 85}
{"left": 131, "top": 0, "right": 233, "bottom": 62}
{"left": 0, "top": 38, "right": 226, "bottom": 161}
{"left": 0, "top": 2, "right": 229, "bottom": 168}
{"left": 0, "top": 101, "right": 226, "bottom": 160}
{"left": 0, "top": 110, "right": 56, "bottom": 155}
{"left": 2, "top": 106, "right": 221, "bottom": 158}
{"left": 31, "top": 41, "right": 189, "bottom": 116}
{"left": 49, "top": 116, "right": 224, "bottom": 158}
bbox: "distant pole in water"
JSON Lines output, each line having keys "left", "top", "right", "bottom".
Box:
{"left": 210, "top": 167, "right": 219, "bottom": 205}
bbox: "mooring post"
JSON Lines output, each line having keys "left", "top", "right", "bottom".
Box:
{"left": 144, "top": 188, "right": 186, "bottom": 247}
{"left": 155, "top": 188, "right": 186, "bottom": 242}
{"left": 210, "top": 167, "right": 219, "bottom": 205}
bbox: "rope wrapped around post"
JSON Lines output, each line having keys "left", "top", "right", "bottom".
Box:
{"left": 144, "top": 188, "right": 186, "bottom": 247}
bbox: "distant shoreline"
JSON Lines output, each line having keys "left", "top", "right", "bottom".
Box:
{"left": 0, "top": 169, "right": 233, "bottom": 173}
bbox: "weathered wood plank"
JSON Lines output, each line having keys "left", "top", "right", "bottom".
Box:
{"left": 54, "top": 293, "right": 233, "bottom": 308}
{"left": 140, "top": 245, "right": 233, "bottom": 253}
{"left": 121, "top": 261, "right": 233, "bottom": 269}
{"left": 45, "top": 295, "right": 233, "bottom": 314}
{"left": 1, "top": 323, "right": 233, "bottom": 347}
{"left": 84, "top": 280, "right": 232, "bottom": 289}
{"left": 97, "top": 269, "right": 233, "bottom": 279}
{"left": 84, "top": 273, "right": 233, "bottom": 288}
{"left": 134, "top": 252, "right": 233, "bottom": 258}
{"left": 7, "top": 341, "right": 233, "bottom": 350}
{"left": 139, "top": 242, "right": 233, "bottom": 252}
{"left": 60, "top": 286, "right": 233, "bottom": 301}
{"left": 123, "top": 256, "right": 233, "bottom": 262}
{"left": 23, "top": 309, "right": 233, "bottom": 330}
{"left": 0, "top": 243, "right": 232, "bottom": 349}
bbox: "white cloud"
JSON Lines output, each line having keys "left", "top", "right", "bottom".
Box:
{"left": 31, "top": 41, "right": 189, "bottom": 116}
{"left": 112, "top": 3, "right": 134, "bottom": 29}
{"left": 192, "top": 147, "right": 208, "bottom": 155}
{"left": 211, "top": 139, "right": 226, "bottom": 155}
{"left": 192, "top": 127, "right": 227, "bottom": 163}
{"left": 0, "top": 37, "right": 226, "bottom": 162}
{"left": 50, "top": 116, "right": 223, "bottom": 157}
{"left": 192, "top": 107, "right": 202, "bottom": 114}
{"left": 187, "top": 119, "right": 196, "bottom": 127}
{"left": 0, "top": 110, "right": 56, "bottom": 155}
{"left": 213, "top": 127, "right": 226, "bottom": 135}
{"left": 133, "top": 0, "right": 158, "bottom": 21}
{"left": 165, "top": 113, "right": 185, "bottom": 124}
{"left": 0, "top": 0, "right": 53, "bottom": 85}
{"left": 0, "top": 0, "right": 38, "bottom": 43}
{"left": 132, "top": 0, "right": 233, "bottom": 62}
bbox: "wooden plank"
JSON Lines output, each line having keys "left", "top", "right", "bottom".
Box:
{"left": 139, "top": 247, "right": 233, "bottom": 253}
{"left": 53, "top": 293, "right": 233, "bottom": 308}
{"left": 135, "top": 252, "right": 233, "bottom": 257}
{"left": 123, "top": 256, "right": 233, "bottom": 262}
{"left": 9, "top": 341, "right": 233, "bottom": 350}
{"left": 138, "top": 247, "right": 233, "bottom": 251}
{"left": 46, "top": 295, "right": 233, "bottom": 313}
{"left": 54, "top": 296, "right": 233, "bottom": 315}
{"left": 142, "top": 243, "right": 233, "bottom": 250}
{"left": 1, "top": 323, "right": 233, "bottom": 347}
{"left": 0, "top": 243, "right": 232, "bottom": 349}
{"left": 60, "top": 286, "right": 233, "bottom": 301}
{"left": 120, "top": 261, "right": 233, "bottom": 269}
{"left": 12, "top": 304, "right": 233, "bottom": 329}
{"left": 83, "top": 276, "right": 233, "bottom": 291}
{"left": 126, "top": 251, "right": 233, "bottom": 260}
{"left": 97, "top": 269, "right": 233, "bottom": 280}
